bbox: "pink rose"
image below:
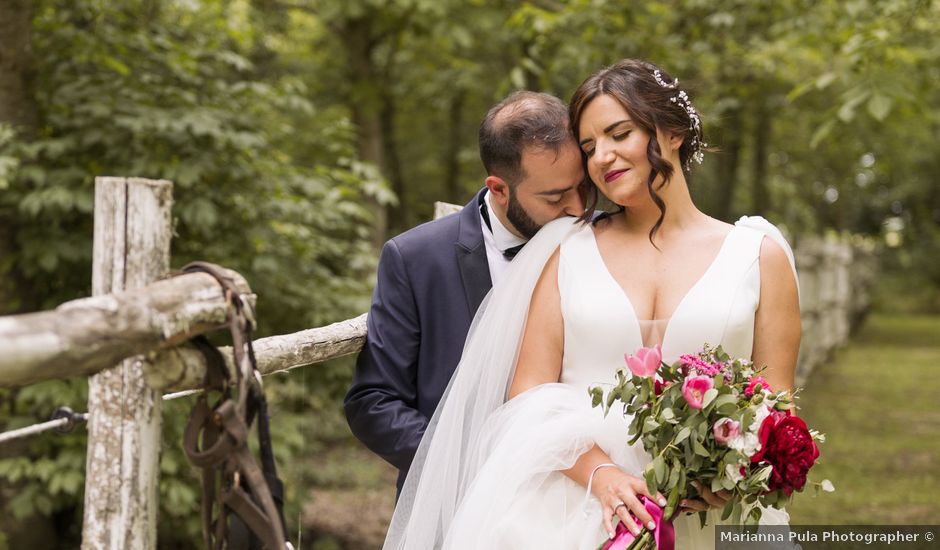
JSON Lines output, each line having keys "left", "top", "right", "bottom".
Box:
{"left": 681, "top": 375, "right": 714, "bottom": 409}
{"left": 745, "top": 376, "right": 772, "bottom": 397}
{"left": 624, "top": 345, "right": 662, "bottom": 378}
{"left": 712, "top": 418, "right": 740, "bottom": 445}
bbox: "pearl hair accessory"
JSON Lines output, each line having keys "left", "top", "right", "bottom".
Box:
{"left": 654, "top": 69, "right": 707, "bottom": 170}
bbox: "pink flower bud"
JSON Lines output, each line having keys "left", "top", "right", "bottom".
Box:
{"left": 624, "top": 345, "right": 662, "bottom": 378}
{"left": 745, "top": 376, "right": 772, "bottom": 397}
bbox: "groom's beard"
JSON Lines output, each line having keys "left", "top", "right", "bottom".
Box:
{"left": 507, "top": 188, "right": 541, "bottom": 240}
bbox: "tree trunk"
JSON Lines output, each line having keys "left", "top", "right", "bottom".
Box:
{"left": 751, "top": 98, "right": 772, "bottom": 215}
{"left": 0, "top": 0, "right": 39, "bottom": 315}
{"left": 443, "top": 91, "right": 466, "bottom": 204}
{"left": 381, "top": 89, "right": 406, "bottom": 231}
{"left": 0, "top": 0, "right": 38, "bottom": 135}
{"left": 713, "top": 108, "right": 743, "bottom": 221}
{"left": 343, "top": 16, "right": 388, "bottom": 246}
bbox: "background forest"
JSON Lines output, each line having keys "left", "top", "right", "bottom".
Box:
{"left": 1, "top": 0, "right": 938, "bottom": 548}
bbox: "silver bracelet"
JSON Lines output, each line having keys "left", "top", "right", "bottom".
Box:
{"left": 582, "top": 462, "right": 619, "bottom": 515}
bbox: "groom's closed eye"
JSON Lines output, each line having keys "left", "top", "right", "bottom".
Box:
{"left": 546, "top": 193, "right": 566, "bottom": 205}
{"left": 539, "top": 184, "right": 579, "bottom": 205}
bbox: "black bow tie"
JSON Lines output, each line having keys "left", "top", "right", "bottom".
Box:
{"left": 480, "top": 197, "right": 526, "bottom": 260}
{"left": 502, "top": 243, "right": 525, "bottom": 260}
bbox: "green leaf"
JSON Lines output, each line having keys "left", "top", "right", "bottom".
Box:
{"left": 867, "top": 93, "right": 893, "bottom": 121}
{"left": 644, "top": 466, "right": 658, "bottom": 497}
{"left": 720, "top": 500, "right": 735, "bottom": 521}
{"left": 589, "top": 386, "right": 604, "bottom": 409}
{"left": 674, "top": 426, "right": 692, "bottom": 445}
{"left": 101, "top": 55, "right": 131, "bottom": 76}
{"left": 702, "top": 388, "right": 718, "bottom": 409}
{"left": 815, "top": 72, "right": 837, "bottom": 90}
{"left": 652, "top": 456, "right": 666, "bottom": 486}
{"left": 693, "top": 438, "right": 710, "bottom": 457}
{"left": 667, "top": 461, "right": 680, "bottom": 489}
{"left": 838, "top": 89, "right": 871, "bottom": 123}
{"left": 809, "top": 119, "right": 835, "bottom": 149}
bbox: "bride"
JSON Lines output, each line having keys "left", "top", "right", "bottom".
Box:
{"left": 383, "top": 59, "right": 801, "bottom": 549}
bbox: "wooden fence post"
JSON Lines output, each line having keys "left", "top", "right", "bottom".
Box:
{"left": 82, "top": 177, "right": 173, "bottom": 549}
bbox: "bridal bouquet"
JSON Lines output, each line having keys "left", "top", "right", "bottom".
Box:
{"left": 589, "top": 344, "right": 830, "bottom": 550}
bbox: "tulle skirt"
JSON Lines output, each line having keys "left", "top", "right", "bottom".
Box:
{"left": 440, "top": 384, "right": 790, "bottom": 550}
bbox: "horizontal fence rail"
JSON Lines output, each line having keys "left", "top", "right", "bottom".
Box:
{"left": 0, "top": 270, "right": 253, "bottom": 389}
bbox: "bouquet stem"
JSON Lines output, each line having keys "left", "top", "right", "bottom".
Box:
{"left": 625, "top": 529, "right": 653, "bottom": 550}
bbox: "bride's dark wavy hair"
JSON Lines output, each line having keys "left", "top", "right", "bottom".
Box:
{"left": 570, "top": 59, "right": 705, "bottom": 244}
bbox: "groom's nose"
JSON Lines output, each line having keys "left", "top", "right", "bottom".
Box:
{"left": 562, "top": 187, "right": 585, "bottom": 217}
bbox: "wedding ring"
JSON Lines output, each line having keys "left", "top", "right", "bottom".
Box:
{"left": 613, "top": 502, "right": 626, "bottom": 514}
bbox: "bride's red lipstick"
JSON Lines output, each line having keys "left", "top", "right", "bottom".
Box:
{"left": 604, "top": 169, "right": 628, "bottom": 183}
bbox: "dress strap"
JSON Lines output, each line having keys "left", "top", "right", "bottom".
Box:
{"left": 734, "top": 215, "right": 800, "bottom": 299}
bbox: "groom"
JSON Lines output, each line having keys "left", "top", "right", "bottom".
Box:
{"left": 344, "top": 91, "right": 585, "bottom": 492}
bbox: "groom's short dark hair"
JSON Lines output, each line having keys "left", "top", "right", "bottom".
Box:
{"left": 479, "top": 91, "right": 572, "bottom": 186}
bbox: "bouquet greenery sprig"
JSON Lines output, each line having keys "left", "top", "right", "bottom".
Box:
{"left": 591, "top": 344, "right": 831, "bottom": 550}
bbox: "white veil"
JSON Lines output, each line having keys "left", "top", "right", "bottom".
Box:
{"left": 383, "top": 217, "right": 584, "bottom": 549}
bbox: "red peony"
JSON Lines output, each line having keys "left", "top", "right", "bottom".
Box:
{"left": 750, "top": 410, "right": 820, "bottom": 496}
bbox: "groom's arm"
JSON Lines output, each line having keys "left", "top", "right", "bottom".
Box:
{"left": 344, "top": 239, "right": 426, "bottom": 473}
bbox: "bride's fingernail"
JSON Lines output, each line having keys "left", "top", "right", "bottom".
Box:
{"left": 658, "top": 497, "right": 667, "bottom": 507}
{"left": 647, "top": 521, "right": 656, "bottom": 530}
{"left": 608, "top": 531, "right": 615, "bottom": 539}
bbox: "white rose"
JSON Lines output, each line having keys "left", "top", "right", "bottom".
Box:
{"left": 728, "top": 431, "right": 761, "bottom": 458}
{"left": 750, "top": 404, "right": 772, "bottom": 435}
{"left": 725, "top": 462, "right": 745, "bottom": 484}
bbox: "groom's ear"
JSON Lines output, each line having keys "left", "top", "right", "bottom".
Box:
{"left": 485, "top": 176, "right": 511, "bottom": 207}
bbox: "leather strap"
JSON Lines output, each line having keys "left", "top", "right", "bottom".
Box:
{"left": 179, "top": 261, "right": 289, "bottom": 549}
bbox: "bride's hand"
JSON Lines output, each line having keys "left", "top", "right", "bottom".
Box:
{"left": 679, "top": 480, "right": 731, "bottom": 514}
{"left": 592, "top": 468, "right": 667, "bottom": 538}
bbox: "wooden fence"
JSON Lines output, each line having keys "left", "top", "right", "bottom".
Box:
{"left": 794, "top": 234, "right": 878, "bottom": 383}
{"left": 0, "top": 179, "right": 876, "bottom": 548}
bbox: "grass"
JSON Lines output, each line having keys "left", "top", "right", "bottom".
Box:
{"left": 787, "top": 314, "right": 940, "bottom": 524}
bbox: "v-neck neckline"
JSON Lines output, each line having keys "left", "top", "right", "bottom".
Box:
{"left": 586, "top": 225, "right": 737, "bottom": 351}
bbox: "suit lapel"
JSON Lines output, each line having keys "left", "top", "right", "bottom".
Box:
{"left": 455, "top": 189, "right": 492, "bottom": 316}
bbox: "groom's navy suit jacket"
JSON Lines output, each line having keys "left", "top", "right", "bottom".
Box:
{"left": 344, "top": 189, "right": 492, "bottom": 491}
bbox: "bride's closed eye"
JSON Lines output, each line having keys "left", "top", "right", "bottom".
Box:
{"left": 580, "top": 130, "right": 632, "bottom": 157}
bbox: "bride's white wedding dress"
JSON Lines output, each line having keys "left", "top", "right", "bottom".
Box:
{"left": 384, "top": 216, "right": 798, "bottom": 550}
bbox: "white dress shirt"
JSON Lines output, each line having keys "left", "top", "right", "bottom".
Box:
{"left": 481, "top": 190, "right": 527, "bottom": 285}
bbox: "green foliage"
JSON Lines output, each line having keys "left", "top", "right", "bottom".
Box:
{"left": 0, "top": 0, "right": 383, "bottom": 545}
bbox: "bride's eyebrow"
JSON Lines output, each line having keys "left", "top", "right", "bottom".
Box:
{"left": 605, "top": 120, "right": 633, "bottom": 133}
{"left": 578, "top": 119, "right": 634, "bottom": 147}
